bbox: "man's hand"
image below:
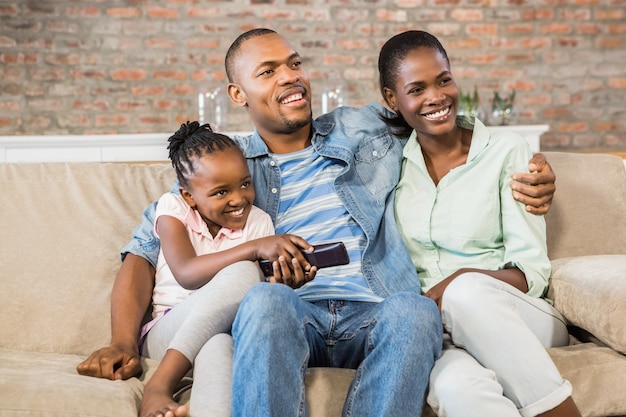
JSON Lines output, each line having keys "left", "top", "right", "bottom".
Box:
{"left": 267, "top": 256, "right": 317, "bottom": 289}
{"left": 254, "top": 234, "right": 314, "bottom": 271}
{"left": 511, "top": 152, "right": 556, "bottom": 215}
{"left": 76, "top": 343, "right": 142, "bottom": 380}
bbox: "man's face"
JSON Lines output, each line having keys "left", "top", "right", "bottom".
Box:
{"left": 228, "top": 33, "right": 312, "bottom": 136}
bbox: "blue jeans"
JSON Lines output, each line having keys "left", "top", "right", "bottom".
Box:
{"left": 231, "top": 283, "right": 442, "bottom": 417}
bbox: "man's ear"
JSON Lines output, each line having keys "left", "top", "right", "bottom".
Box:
{"left": 180, "top": 187, "right": 196, "bottom": 208}
{"left": 227, "top": 83, "right": 247, "bottom": 108}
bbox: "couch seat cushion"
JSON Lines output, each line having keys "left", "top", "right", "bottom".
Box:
{"left": 548, "top": 343, "right": 626, "bottom": 417}
{"left": 304, "top": 367, "right": 436, "bottom": 417}
{"left": 0, "top": 348, "right": 158, "bottom": 417}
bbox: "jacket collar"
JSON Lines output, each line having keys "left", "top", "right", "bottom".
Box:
{"left": 243, "top": 119, "right": 338, "bottom": 158}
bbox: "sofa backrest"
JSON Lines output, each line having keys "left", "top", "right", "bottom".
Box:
{"left": 0, "top": 162, "right": 175, "bottom": 355}
{"left": 543, "top": 152, "right": 626, "bottom": 259}
{"left": 1, "top": 153, "right": 624, "bottom": 356}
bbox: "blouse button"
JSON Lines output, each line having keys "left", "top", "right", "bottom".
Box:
{"left": 271, "top": 188, "right": 278, "bottom": 194}
{"left": 372, "top": 150, "right": 378, "bottom": 157}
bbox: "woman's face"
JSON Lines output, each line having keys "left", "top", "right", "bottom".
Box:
{"left": 383, "top": 47, "right": 459, "bottom": 139}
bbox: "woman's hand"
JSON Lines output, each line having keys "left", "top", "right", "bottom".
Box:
{"left": 511, "top": 153, "right": 556, "bottom": 215}
{"left": 424, "top": 267, "right": 529, "bottom": 311}
{"left": 424, "top": 274, "right": 459, "bottom": 311}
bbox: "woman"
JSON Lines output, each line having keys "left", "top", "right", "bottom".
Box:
{"left": 378, "top": 30, "right": 581, "bottom": 417}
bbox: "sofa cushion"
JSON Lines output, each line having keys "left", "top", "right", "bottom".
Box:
{"left": 547, "top": 343, "right": 626, "bottom": 417}
{"left": 0, "top": 163, "right": 174, "bottom": 356}
{"left": 543, "top": 152, "right": 626, "bottom": 259}
{"left": 548, "top": 255, "right": 626, "bottom": 354}
{"left": 305, "top": 368, "right": 354, "bottom": 417}
{"left": 305, "top": 367, "right": 436, "bottom": 417}
{"left": 0, "top": 348, "right": 160, "bottom": 417}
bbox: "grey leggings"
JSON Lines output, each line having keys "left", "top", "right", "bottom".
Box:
{"left": 142, "top": 260, "right": 262, "bottom": 417}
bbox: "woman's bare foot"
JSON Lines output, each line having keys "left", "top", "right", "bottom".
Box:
{"left": 139, "top": 382, "right": 188, "bottom": 417}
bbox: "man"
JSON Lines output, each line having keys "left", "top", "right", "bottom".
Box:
{"left": 225, "top": 28, "right": 442, "bottom": 416}
{"left": 77, "top": 28, "right": 557, "bottom": 417}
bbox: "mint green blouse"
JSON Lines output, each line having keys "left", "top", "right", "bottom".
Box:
{"left": 394, "top": 116, "right": 551, "bottom": 298}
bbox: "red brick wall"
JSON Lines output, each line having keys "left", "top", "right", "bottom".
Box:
{"left": 1, "top": 1, "right": 625, "bottom": 151}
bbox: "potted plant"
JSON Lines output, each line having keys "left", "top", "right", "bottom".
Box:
{"left": 491, "top": 90, "right": 516, "bottom": 125}
{"left": 459, "top": 86, "right": 481, "bottom": 118}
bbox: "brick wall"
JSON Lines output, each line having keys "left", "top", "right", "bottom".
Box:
{"left": 1, "top": 0, "right": 625, "bottom": 152}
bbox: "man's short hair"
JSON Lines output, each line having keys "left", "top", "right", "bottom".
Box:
{"left": 225, "top": 28, "right": 277, "bottom": 82}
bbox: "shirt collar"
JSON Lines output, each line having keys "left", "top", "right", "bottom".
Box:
{"left": 457, "top": 115, "right": 490, "bottom": 163}
{"left": 403, "top": 115, "right": 490, "bottom": 164}
{"left": 240, "top": 119, "right": 335, "bottom": 159}
{"left": 213, "top": 227, "right": 243, "bottom": 241}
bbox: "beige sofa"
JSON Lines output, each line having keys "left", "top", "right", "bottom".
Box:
{"left": 1, "top": 151, "right": 625, "bottom": 417}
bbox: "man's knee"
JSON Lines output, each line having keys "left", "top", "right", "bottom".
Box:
{"left": 234, "top": 283, "right": 300, "bottom": 335}
{"left": 239, "top": 283, "right": 295, "bottom": 313}
{"left": 374, "top": 292, "right": 442, "bottom": 355}
{"left": 381, "top": 291, "right": 441, "bottom": 330}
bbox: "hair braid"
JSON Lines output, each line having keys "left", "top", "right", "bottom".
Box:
{"left": 167, "top": 121, "right": 238, "bottom": 187}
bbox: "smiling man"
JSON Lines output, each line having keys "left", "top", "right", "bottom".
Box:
{"left": 224, "top": 28, "right": 443, "bottom": 417}
{"left": 225, "top": 30, "right": 313, "bottom": 153}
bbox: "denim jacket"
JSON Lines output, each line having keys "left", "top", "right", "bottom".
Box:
{"left": 121, "top": 103, "right": 421, "bottom": 298}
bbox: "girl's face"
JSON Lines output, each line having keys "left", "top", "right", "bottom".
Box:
{"left": 383, "top": 47, "right": 459, "bottom": 139}
{"left": 180, "top": 146, "right": 255, "bottom": 237}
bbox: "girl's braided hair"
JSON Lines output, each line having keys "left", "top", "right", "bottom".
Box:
{"left": 167, "top": 121, "right": 238, "bottom": 188}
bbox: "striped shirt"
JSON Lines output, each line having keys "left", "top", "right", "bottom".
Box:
{"left": 272, "top": 146, "right": 381, "bottom": 302}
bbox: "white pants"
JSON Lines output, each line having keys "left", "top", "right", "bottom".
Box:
{"left": 142, "top": 260, "right": 262, "bottom": 417}
{"left": 428, "top": 273, "right": 572, "bottom": 417}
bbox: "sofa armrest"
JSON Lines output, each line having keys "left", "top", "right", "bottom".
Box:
{"left": 548, "top": 255, "right": 626, "bottom": 354}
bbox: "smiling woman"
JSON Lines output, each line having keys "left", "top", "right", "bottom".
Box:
{"left": 379, "top": 29, "right": 583, "bottom": 417}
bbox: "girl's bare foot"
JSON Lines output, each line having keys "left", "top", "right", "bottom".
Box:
{"left": 139, "top": 382, "right": 188, "bottom": 417}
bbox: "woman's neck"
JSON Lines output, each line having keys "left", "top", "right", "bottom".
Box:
{"left": 417, "top": 126, "right": 471, "bottom": 185}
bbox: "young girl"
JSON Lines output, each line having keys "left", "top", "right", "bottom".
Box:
{"left": 139, "top": 121, "right": 315, "bottom": 417}
{"left": 378, "top": 31, "right": 582, "bottom": 417}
